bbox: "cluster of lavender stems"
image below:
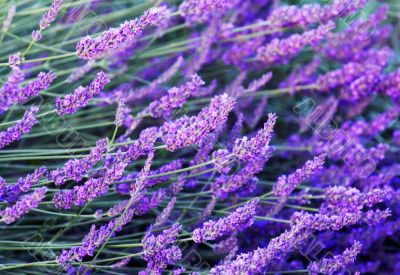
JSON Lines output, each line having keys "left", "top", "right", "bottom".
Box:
{"left": 0, "top": 0, "right": 399, "bottom": 274}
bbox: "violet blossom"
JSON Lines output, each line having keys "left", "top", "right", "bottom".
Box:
{"left": 55, "top": 71, "right": 110, "bottom": 115}
{"left": 76, "top": 6, "right": 170, "bottom": 60}
{"left": 0, "top": 107, "right": 39, "bottom": 149}
{"left": 0, "top": 187, "right": 47, "bottom": 224}
{"left": 193, "top": 198, "right": 259, "bottom": 243}
{"left": 160, "top": 94, "right": 235, "bottom": 151}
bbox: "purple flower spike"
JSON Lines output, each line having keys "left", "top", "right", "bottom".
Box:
{"left": 273, "top": 154, "right": 326, "bottom": 198}
{"left": 308, "top": 241, "right": 362, "bottom": 275}
{"left": 2, "top": 4, "right": 16, "bottom": 32}
{"left": 39, "top": 0, "right": 63, "bottom": 30}
{"left": 0, "top": 187, "right": 47, "bottom": 224}
{"left": 211, "top": 212, "right": 313, "bottom": 274}
{"left": 160, "top": 94, "right": 236, "bottom": 151}
{"left": 179, "top": 0, "right": 240, "bottom": 24}
{"left": 267, "top": 0, "right": 367, "bottom": 29}
{"left": 48, "top": 138, "right": 108, "bottom": 185}
{"left": 0, "top": 69, "right": 56, "bottom": 113}
{"left": 0, "top": 107, "right": 39, "bottom": 149}
{"left": 154, "top": 197, "right": 177, "bottom": 227}
{"left": 57, "top": 209, "right": 135, "bottom": 270}
{"left": 247, "top": 72, "right": 273, "bottom": 93}
{"left": 142, "top": 224, "right": 182, "bottom": 273}
{"left": 257, "top": 22, "right": 335, "bottom": 66}
{"left": 55, "top": 71, "right": 110, "bottom": 115}
{"left": 193, "top": 198, "right": 259, "bottom": 243}
{"left": 147, "top": 74, "right": 205, "bottom": 118}
{"left": 212, "top": 157, "right": 267, "bottom": 199}
{"left": 53, "top": 150, "right": 128, "bottom": 209}
{"left": 2, "top": 166, "right": 47, "bottom": 204}
{"left": 115, "top": 100, "right": 129, "bottom": 127}
{"left": 233, "top": 113, "right": 277, "bottom": 161}
{"left": 19, "top": 71, "right": 57, "bottom": 102}
{"left": 8, "top": 52, "right": 22, "bottom": 67}
{"left": 76, "top": 6, "right": 170, "bottom": 60}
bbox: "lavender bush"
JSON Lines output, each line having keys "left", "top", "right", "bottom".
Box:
{"left": 0, "top": 0, "right": 399, "bottom": 274}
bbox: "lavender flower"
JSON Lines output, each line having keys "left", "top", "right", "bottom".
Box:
{"left": 76, "top": 6, "right": 170, "bottom": 60}
{"left": 321, "top": 5, "right": 390, "bottom": 62}
{"left": 32, "top": 0, "right": 63, "bottom": 41}
{"left": 317, "top": 49, "right": 390, "bottom": 92}
{"left": 308, "top": 241, "right": 362, "bottom": 275}
{"left": 147, "top": 74, "right": 205, "bottom": 118}
{"left": 53, "top": 150, "right": 128, "bottom": 209}
{"left": 179, "top": 0, "right": 240, "bottom": 24}
{"left": 362, "top": 209, "right": 391, "bottom": 225}
{"left": 193, "top": 198, "right": 258, "bottom": 243}
{"left": 116, "top": 159, "right": 184, "bottom": 194}
{"left": 2, "top": 166, "right": 47, "bottom": 204}
{"left": 160, "top": 94, "right": 235, "bottom": 151}
{"left": 111, "top": 257, "right": 131, "bottom": 269}
{"left": 102, "top": 56, "right": 185, "bottom": 105}
{"left": 211, "top": 212, "right": 313, "bottom": 274}
{"left": 0, "top": 107, "right": 39, "bottom": 149}
{"left": 233, "top": 113, "right": 277, "bottom": 161}
{"left": 39, "top": 0, "right": 63, "bottom": 30}
{"left": 291, "top": 211, "right": 363, "bottom": 231}
{"left": 0, "top": 70, "right": 56, "bottom": 113}
{"left": 378, "top": 68, "right": 400, "bottom": 99}
{"left": 57, "top": 209, "right": 134, "bottom": 269}
{"left": 246, "top": 72, "right": 273, "bottom": 93}
{"left": 154, "top": 197, "right": 176, "bottom": 227}
{"left": 0, "top": 187, "right": 47, "bottom": 224}
{"left": 31, "top": 30, "right": 42, "bottom": 42}
{"left": 212, "top": 149, "right": 232, "bottom": 174}
{"left": 8, "top": 52, "right": 21, "bottom": 67}
{"left": 2, "top": 4, "right": 16, "bottom": 32}
{"left": 266, "top": 0, "right": 367, "bottom": 29}
{"left": 170, "top": 175, "right": 187, "bottom": 196}
{"left": 0, "top": 67, "right": 25, "bottom": 112}
{"left": 48, "top": 138, "right": 108, "bottom": 185}
{"left": 214, "top": 234, "right": 238, "bottom": 255}
{"left": 212, "top": 157, "right": 267, "bottom": 199}
{"left": 122, "top": 127, "right": 159, "bottom": 164}
{"left": 340, "top": 65, "right": 381, "bottom": 102}
{"left": 108, "top": 189, "right": 165, "bottom": 218}
{"left": 364, "top": 105, "right": 400, "bottom": 137}
{"left": 273, "top": 154, "right": 326, "bottom": 198}
{"left": 321, "top": 186, "right": 386, "bottom": 215}
{"left": 19, "top": 71, "right": 57, "bottom": 101}
{"left": 115, "top": 100, "right": 129, "bottom": 127}
{"left": 142, "top": 224, "right": 182, "bottom": 273}
{"left": 281, "top": 58, "right": 321, "bottom": 90}
{"left": 55, "top": 71, "right": 110, "bottom": 115}
{"left": 223, "top": 37, "right": 265, "bottom": 68}
{"left": 256, "top": 22, "right": 335, "bottom": 66}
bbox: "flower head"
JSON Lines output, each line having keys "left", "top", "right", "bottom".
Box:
{"left": 147, "top": 74, "right": 205, "bottom": 118}
{"left": 0, "top": 107, "right": 39, "bottom": 149}
{"left": 193, "top": 198, "right": 259, "bottom": 243}
{"left": 256, "top": 22, "right": 335, "bottom": 66}
{"left": 233, "top": 113, "right": 277, "bottom": 161}
{"left": 308, "top": 241, "right": 362, "bottom": 275}
{"left": 160, "top": 94, "right": 235, "bottom": 151}
{"left": 273, "top": 154, "right": 326, "bottom": 198}
{"left": 179, "top": 0, "right": 240, "bottom": 24}
{"left": 0, "top": 187, "right": 47, "bottom": 224}
{"left": 55, "top": 71, "right": 110, "bottom": 115}
{"left": 76, "top": 6, "right": 170, "bottom": 59}
{"left": 48, "top": 138, "right": 108, "bottom": 185}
